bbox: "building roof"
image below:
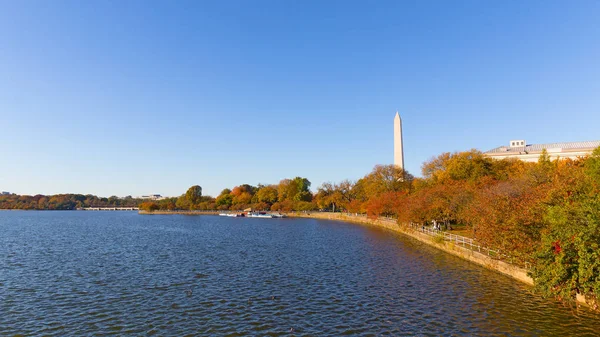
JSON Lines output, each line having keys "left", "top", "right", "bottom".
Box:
{"left": 485, "top": 141, "right": 600, "bottom": 154}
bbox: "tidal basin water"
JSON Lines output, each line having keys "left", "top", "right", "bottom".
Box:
{"left": 1, "top": 212, "right": 598, "bottom": 335}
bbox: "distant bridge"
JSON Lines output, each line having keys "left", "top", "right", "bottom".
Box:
{"left": 78, "top": 207, "right": 139, "bottom": 211}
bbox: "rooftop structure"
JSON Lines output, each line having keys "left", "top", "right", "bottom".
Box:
{"left": 139, "top": 194, "right": 167, "bottom": 200}
{"left": 484, "top": 139, "right": 600, "bottom": 162}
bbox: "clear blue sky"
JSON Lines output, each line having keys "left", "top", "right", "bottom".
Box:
{"left": 1, "top": 1, "right": 599, "bottom": 197}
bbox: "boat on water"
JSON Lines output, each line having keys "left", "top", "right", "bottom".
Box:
{"left": 219, "top": 211, "right": 286, "bottom": 218}
{"left": 248, "top": 212, "right": 274, "bottom": 218}
{"left": 219, "top": 213, "right": 245, "bottom": 217}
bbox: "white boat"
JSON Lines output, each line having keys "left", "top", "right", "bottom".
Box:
{"left": 220, "top": 211, "right": 280, "bottom": 218}
{"left": 219, "top": 213, "right": 245, "bottom": 217}
{"left": 248, "top": 212, "right": 274, "bottom": 218}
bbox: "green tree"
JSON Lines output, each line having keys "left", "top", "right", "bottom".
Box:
{"left": 277, "top": 177, "right": 312, "bottom": 202}
{"left": 255, "top": 185, "right": 279, "bottom": 205}
{"left": 530, "top": 155, "right": 600, "bottom": 307}
{"left": 176, "top": 195, "right": 190, "bottom": 210}
{"left": 108, "top": 195, "right": 119, "bottom": 206}
{"left": 585, "top": 146, "right": 600, "bottom": 184}
{"left": 216, "top": 193, "right": 233, "bottom": 208}
{"left": 185, "top": 185, "right": 203, "bottom": 206}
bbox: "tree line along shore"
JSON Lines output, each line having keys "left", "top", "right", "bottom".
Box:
{"left": 2, "top": 147, "right": 600, "bottom": 309}
{"left": 0, "top": 194, "right": 142, "bottom": 210}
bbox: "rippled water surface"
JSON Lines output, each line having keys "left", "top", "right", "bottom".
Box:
{"left": 1, "top": 211, "right": 598, "bottom": 336}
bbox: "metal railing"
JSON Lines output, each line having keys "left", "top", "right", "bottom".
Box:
{"left": 407, "top": 223, "right": 502, "bottom": 258}
{"left": 274, "top": 211, "right": 526, "bottom": 268}
{"left": 330, "top": 211, "right": 523, "bottom": 266}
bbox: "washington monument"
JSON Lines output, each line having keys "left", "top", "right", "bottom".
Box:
{"left": 394, "top": 111, "right": 404, "bottom": 169}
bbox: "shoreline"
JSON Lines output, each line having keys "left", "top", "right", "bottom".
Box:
{"left": 291, "top": 212, "right": 597, "bottom": 308}
{"left": 139, "top": 210, "right": 591, "bottom": 308}
{"left": 289, "top": 212, "right": 533, "bottom": 284}
{"left": 140, "top": 210, "right": 532, "bottom": 283}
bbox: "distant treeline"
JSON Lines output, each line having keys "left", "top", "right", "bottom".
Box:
{"left": 138, "top": 167, "right": 412, "bottom": 214}
{"left": 0, "top": 194, "right": 142, "bottom": 210}
{"left": 142, "top": 146, "right": 600, "bottom": 308}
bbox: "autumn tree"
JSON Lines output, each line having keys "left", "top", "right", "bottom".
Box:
{"left": 139, "top": 201, "right": 160, "bottom": 212}
{"left": 462, "top": 176, "right": 549, "bottom": 264}
{"left": 255, "top": 185, "right": 279, "bottom": 205}
{"left": 361, "top": 165, "right": 413, "bottom": 197}
{"left": 230, "top": 184, "right": 256, "bottom": 209}
{"left": 215, "top": 189, "right": 233, "bottom": 209}
{"left": 366, "top": 191, "right": 405, "bottom": 219}
{"left": 157, "top": 198, "right": 177, "bottom": 210}
{"left": 277, "top": 177, "right": 312, "bottom": 203}
{"left": 315, "top": 180, "right": 358, "bottom": 212}
{"left": 176, "top": 195, "right": 190, "bottom": 210}
{"left": 585, "top": 146, "right": 600, "bottom": 183}
{"left": 314, "top": 183, "right": 335, "bottom": 211}
{"left": 421, "top": 150, "right": 494, "bottom": 184}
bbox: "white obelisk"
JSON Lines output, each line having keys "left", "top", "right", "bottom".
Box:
{"left": 394, "top": 111, "right": 404, "bottom": 170}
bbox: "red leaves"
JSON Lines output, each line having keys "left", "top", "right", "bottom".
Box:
{"left": 552, "top": 240, "right": 562, "bottom": 254}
